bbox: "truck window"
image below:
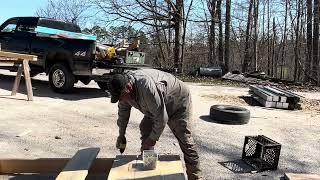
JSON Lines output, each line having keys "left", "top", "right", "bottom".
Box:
{"left": 16, "top": 24, "right": 36, "bottom": 32}
{"left": 38, "top": 19, "right": 81, "bottom": 33}
{"left": 16, "top": 18, "right": 38, "bottom": 32}
{"left": 1, "top": 19, "right": 18, "bottom": 33}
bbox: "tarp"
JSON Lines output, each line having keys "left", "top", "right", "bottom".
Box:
{"left": 35, "top": 26, "right": 97, "bottom": 41}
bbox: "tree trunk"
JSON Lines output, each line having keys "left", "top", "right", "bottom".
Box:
{"left": 267, "top": 0, "right": 271, "bottom": 75}
{"left": 242, "top": 0, "right": 254, "bottom": 73}
{"left": 217, "top": 0, "right": 224, "bottom": 67}
{"left": 271, "top": 17, "right": 276, "bottom": 77}
{"left": 305, "top": 0, "right": 313, "bottom": 82}
{"left": 280, "top": 0, "right": 288, "bottom": 79}
{"left": 294, "top": 0, "right": 301, "bottom": 82}
{"left": 225, "top": 0, "right": 231, "bottom": 73}
{"left": 209, "top": 0, "right": 216, "bottom": 65}
{"left": 174, "top": 0, "right": 184, "bottom": 73}
{"left": 313, "top": 0, "right": 319, "bottom": 84}
{"left": 253, "top": 0, "right": 259, "bottom": 71}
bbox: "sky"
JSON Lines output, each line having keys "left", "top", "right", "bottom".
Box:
{"left": 0, "top": 0, "right": 46, "bottom": 24}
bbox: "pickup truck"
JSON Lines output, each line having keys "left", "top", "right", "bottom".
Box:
{"left": 0, "top": 17, "right": 147, "bottom": 92}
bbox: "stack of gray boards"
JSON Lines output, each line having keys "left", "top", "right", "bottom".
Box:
{"left": 249, "top": 85, "right": 301, "bottom": 110}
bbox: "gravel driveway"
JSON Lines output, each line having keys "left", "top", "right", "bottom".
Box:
{"left": 0, "top": 71, "right": 319, "bottom": 179}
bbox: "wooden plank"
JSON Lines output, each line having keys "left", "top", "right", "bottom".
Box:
{"left": 11, "top": 64, "right": 23, "bottom": 96}
{"left": 276, "top": 102, "right": 289, "bottom": 109}
{"left": 0, "top": 62, "right": 14, "bottom": 66}
{"left": 22, "top": 60, "right": 33, "bottom": 101}
{"left": 0, "top": 51, "right": 37, "bottom": 61}
{"left": 283, "top": 103, "right": 289, "bottom": 109}
{"left": 250, "top": 85, "right": 273, "bottom": 102}
{"left": 280, "top": 96, "right": 288, "bottom": 103}
{"left": 108, "top": 155, "right": 185, "bottom": 180}
{"left": 263, "top": 86, "right": 287, "bottom": 102}
{"left": 0, "top": 158, "right": 114, "bottom": 174}
{"left": 284, "top": 173, "right": 320, "bottom": 180}
{"left": 252, "top": 94, "right": 275, "bottom": 108}
{"left": 55, "top": 148, "right": 100, "bottom": 180}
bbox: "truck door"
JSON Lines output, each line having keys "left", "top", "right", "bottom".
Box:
{"left": 0, "top": 18, "right": 33, "bottom": 54}
{"left": 0, "top": 18, "right": 19, "bottom": 51}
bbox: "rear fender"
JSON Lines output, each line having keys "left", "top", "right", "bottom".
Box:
{"left": 45, "top": 51, "right": 74, "bottom": 74}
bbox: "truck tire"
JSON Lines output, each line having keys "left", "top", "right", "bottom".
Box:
{"left": 49, "top": 63, "right": 75, "bottom": 93}
{"left": 209, "top": 105, "right": 250, "bottom": 125}
{"left": 96, "top": 81, "right": 109, "bottom": 91}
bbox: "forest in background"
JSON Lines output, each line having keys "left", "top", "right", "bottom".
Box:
{"left": 36, "top": 0, "right": 320, "bottom": 85}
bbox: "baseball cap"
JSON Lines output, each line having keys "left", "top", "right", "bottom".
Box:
{"left": 109, "top": 74, "right": 128, "bottom": 103}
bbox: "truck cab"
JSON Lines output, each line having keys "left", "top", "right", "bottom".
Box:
{"left": 0, "top": 17, "right": 148, "bottom": 93}
{"left": 0, "top": 17, "right": 96, "bottom": 92}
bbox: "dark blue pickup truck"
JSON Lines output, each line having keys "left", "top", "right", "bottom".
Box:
{"left": 0, "top": 17, "right": 147, "bottom": 93}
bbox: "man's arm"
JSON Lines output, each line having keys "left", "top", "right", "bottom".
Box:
{"left": 138, "top": 79, "right": 169, "bottom": 141}
{"left": 117, "top": 101, "right": 132, "bottom": 136}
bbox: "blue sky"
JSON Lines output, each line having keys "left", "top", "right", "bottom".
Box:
{"left": 0, "top": 0, "right": 46, "bottom": 24}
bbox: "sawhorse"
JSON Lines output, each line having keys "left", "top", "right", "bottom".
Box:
{"left": 0, "top": 51, "right": 37, "bottom": 101}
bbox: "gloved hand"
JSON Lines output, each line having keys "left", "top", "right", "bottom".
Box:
{"left": 141, "top": 137, "right": 156, "bottom": 152}
{"left": 116, "top": 135, "right": 126, "bottom": 150}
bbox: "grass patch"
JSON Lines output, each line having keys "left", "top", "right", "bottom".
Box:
{"left": 177, "top": 75, "right": 247, "bottom": 88}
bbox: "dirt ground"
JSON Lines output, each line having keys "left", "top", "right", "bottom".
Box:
{"left": 0, "top": 70, "right": 320, "bottom": 180}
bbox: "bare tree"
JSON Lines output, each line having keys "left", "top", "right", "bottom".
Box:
{"left": 267, "top": 0, "right": 271, "bottom": 75}
{"left": 313, "top": 0, "right": 319, "bottom": 84}
{"left": 93, "top": 0, "right": 194, "bottom": 72}
{"left": 294, "top": 0, "right": 301, "bottom": 81}
{"left": 225, "top": 0, "right": 231, "bottom": 72}
{"left": 305, "top": 0, "right": 312, "bottom": 82}
{"left": 217, "top": 0, "right": 224, "bottom": 67}
{"left": 280, "top": 0, "right": 288, "bottom": 79}
{"left": 253, "top": 0, "right": 259, "bottom": 71}
{"left": 208, "top": 0, "right": 217, "bottom": 65}
{"left": 36, "top": 0, "right": 92, "bottom": 26}
{"left": 242, "top": 0, "right": 254, "bottom": 73}
{"left": 271, "top": 17, "right": 276, "bottom": 77}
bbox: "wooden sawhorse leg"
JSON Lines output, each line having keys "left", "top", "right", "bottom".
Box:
{"left": 11, "top": 60, "right": 33, "bottom": 101}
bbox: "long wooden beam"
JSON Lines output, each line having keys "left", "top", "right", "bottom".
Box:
{"left": 284, "top": 173, "right": 320, "bottom": 180}
{"left": 0, "top": 158, "right": 114, "bottom": 174}
{"left": 55, "top": 148, "right": 100, "bottom": 180}
{"left": 0, "top": 51, "right": 37, "bottom": 61}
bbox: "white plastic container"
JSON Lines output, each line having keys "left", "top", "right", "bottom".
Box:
{"left": 142, "top": 150, "right": 158, "bottom": 170}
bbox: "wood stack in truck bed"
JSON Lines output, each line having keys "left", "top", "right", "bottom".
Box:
{"left": 249, "top": 85, "right": 301, "bottom": 110}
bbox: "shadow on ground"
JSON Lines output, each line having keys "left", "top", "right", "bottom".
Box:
{"left": 218, "top": 159, "right": 254, "bottom": 173}
{"left": 0, "top": 74, "right": 108, "bottom": 101}
{"left": 239, "top": 95, "right": 260, "bottom": 106}
{"left": 199, "top": 115, "right": 248, "bottom": 125}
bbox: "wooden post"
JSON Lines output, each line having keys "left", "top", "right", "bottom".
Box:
{"left": 22, "top": 60, "right": 33, "bottom": 101}
{"left": 11, "top": 64, "right": 23, "bottom": 96}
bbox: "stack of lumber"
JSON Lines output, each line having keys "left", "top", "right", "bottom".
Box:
{"left": 0, "top": 148, "right": 185, "bottom": 180}
{"left": 249, "top": 85, "right": 301, "bottom": 110}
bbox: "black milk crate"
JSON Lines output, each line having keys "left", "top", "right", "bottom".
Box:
{"left": 242, "top": 135, "right": 281, "bottom": 171}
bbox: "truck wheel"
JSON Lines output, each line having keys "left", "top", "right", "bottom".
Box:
{"left": 49, "top": 63, "right": 75, "bottom": 93}
{"left": 96, "top": 81, "right": 109, "bottom": 91}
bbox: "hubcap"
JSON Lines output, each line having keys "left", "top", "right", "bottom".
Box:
{"left": 52, "top": 69, "right": 65, "bottom": 88}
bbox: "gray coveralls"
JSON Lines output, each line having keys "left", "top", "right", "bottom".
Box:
{"left": 117, "top": 69, "right": 202, "bottom": 180}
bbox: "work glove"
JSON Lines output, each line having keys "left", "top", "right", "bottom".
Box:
{"left": 116, "top": 135, "right": 126, "bottom": 149}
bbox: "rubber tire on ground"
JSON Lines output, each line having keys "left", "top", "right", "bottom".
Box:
{"left": 96, "top": 81, "right": 109, "bottom": 91}
{"left": 49, "top": 63, "right": 75, "bottom": 93}
{"left": 209, "top": 105, "right": 250, "bottom": 125}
